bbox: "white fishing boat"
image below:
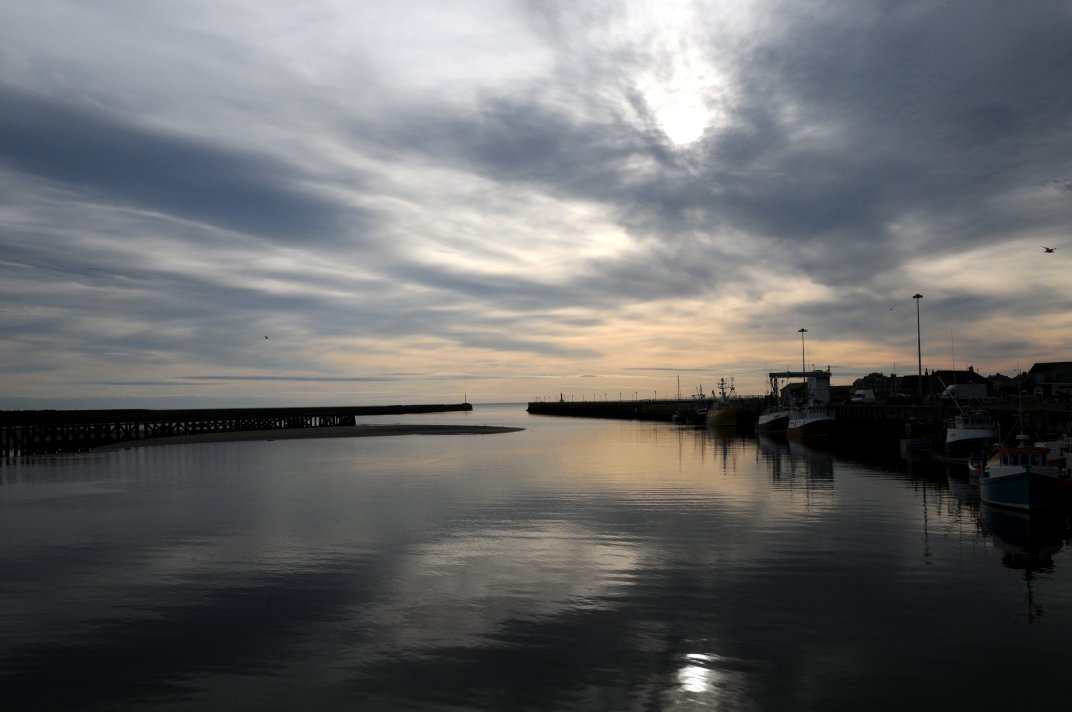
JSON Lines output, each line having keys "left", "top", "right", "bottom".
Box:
{"left": 787, "top": 402, "right": 835, "bottom": 440}
{"left": 756, "top": 373, "right": 790, "bottom": 433}
{"left": 785, "top": 369, "right": 834, "bottom": 441}
{"left": 774, "top": 330, "right": 834, "bottom": 440}
{"left": 944, "top": 410, "right": 996, "bottom": 458}
{"left": 757, "top": 406, "right": 791, "bottom": 432}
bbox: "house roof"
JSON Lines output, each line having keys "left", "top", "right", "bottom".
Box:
{"left": 930, "top": 369, "right": 988, "bottom": 384}
{"left": 1028, "top": 362, "right": 1072, "bottom": 374}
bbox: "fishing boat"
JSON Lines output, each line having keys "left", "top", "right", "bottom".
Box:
{"left": 900, "top": 417, "right": 939, "bottom": 455}
{"left": 756, "top": 373, "right": 790, "bottom": 433}
{"left": 757, "top": 405, "right": 791, "bottom": 432}
{"left": 977, "top": 435, "right": 1068, "bottom": 510}
{"left": 944, "top": 410, "right": 997, "bottom": 458}
{"left": 771, "top": 329, "right": 834, "bottom": 440}
{"left": 692, "top": 384, "right": 709, "bottom": 419}
{"left": 705, "top": 378, "right": 738, "bottom": 428}
{"left": 966, "top": 450, "right": 987, "bottom": 479}
{"left": 1036, "top": 435, "right": 1072, "bottom": 468}
{"left": 787, "top": 402, "right": 835, "bottom": 440}
{"left": 785, "top": 369, "right": 835, "bottom": 441}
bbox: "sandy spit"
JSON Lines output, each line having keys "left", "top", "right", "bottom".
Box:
{"left": 93, "top": 424, "right": 524, "bottom": 451}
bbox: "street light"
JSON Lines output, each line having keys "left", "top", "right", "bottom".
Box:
{"left": 798, "top": 328, "right": 808, "bottom": 372}
{"left": 913, "top": 294, "right": 923, "bottom": 401}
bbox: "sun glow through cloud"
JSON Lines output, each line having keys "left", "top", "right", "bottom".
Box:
{"left": 627, "top": 0, "right": 733, "bottom": 146}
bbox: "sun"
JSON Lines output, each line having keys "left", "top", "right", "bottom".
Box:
{"left": 634, "top": 42, "right": 720, "bottom": 146}
{"left": 652, "top": 93, "right": 710, "bottom": 145}
{"left": 639, "top": 74, "right": 716, "bottom": 147}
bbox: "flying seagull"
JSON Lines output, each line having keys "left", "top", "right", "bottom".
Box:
{"left": 1042, "top": 246, "right": 1056, "bottom": 253}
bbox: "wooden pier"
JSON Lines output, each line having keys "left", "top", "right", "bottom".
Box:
{"left": 0, "top": 403, "right": 472, "bottom": 456}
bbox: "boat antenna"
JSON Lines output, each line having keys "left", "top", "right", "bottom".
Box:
{"left": 935, "top": 374, "right": 967, "bottom": 416}
{"left": 950, "top": 330, "right": 957, "bottom": 386}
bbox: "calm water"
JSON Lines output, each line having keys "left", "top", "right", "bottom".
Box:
{"left": 2, "top": 404, "right": 1070, "bottom": 711}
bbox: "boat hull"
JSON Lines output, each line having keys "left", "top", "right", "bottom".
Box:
{"left": 706, "top": 406, "right": 737, "bottom": 428}
{"left": 945, "top": 434, "right": 994, "bottom": 458}
{"left": 944, "top": 413, "right": 995, "bottom": 458}
{"left": 756, "top": 408, "right": 790, "bottom": 432}
{"left": 787, "top": 410, "right": 834, "bottom": 440}
{"left": 979, "top": 470, "right": 1063, "bottom": 511}
{"left": 900, "top": 436, "right": 936, "bottom": 452}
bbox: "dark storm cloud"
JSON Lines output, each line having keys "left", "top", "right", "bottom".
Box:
{"left": 717, "top": 2, "right": 1072, "bottom": 246}
{"left": 0, "top": 86, "right": 358, "bottom": 242}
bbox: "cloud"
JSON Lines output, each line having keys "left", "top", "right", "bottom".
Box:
{"left": 0, "top": 86, "right": 357, "bottom": 242}
{"left": 1, "top": 0, "right": 1071, "bottom": 405}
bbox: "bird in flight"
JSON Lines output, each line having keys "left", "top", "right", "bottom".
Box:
{"left": 1042, "top": 246, "right": 1056, "bottom": 253}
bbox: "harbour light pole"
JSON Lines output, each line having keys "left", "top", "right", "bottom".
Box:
{"left": 798, "top": 328, "right": 808, "bottom": 371}
{"left": 913, "top": 294, "right": 923, "bottom": 401}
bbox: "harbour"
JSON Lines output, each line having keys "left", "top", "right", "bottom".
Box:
{"left": 4, "top": 2, "right": 1071, "bottom": 708}
{"left": 527, "top": 397, "right": 1072, "bottom": 449}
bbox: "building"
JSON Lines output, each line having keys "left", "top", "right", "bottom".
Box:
{"left": 898, "top": 367, "right": 989, "bottom": 401}
{"left": 1026, "top": 362, "right": 1072, "bottom": 399}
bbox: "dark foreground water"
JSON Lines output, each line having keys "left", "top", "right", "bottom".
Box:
{"left": 2, "top": 404, "right": 1070, "bottom": 711}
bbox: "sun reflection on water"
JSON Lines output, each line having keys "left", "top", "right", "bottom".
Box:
{"left": 678, "top": 653, "right": 720, "bottom": 693}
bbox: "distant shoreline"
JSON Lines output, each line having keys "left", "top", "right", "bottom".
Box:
{"left": 93, "top": 424, "right": 524, "bottom": 451}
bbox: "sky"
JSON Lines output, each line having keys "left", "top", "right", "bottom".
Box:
{"left": 2, "top": 0, "right": 1071, "bottom": 409}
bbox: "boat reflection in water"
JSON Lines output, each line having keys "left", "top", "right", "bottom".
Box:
{"left": 945, "top": 473, "right": 980, "bottom": 509}
{"left": 756, "top": 432, "right": 834, "bottom": 491}
{"left": 980, "top": 504, "right": 1069, "bottom": 621}
{"left": 981, "top": 505, "right": 1067, "bottom": 568}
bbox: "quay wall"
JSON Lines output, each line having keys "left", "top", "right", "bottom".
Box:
{"left": 1, "top": 403, "right": 473, "bottom": 456}
{"left": 527, "top": 399, "right": 736, "bottom": 425}
{"left": 528, "top": 399, "right": 1072, "bottom": 447}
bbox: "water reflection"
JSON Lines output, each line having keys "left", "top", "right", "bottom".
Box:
{"left": 980, "top": 505, "right": 1069, "bottom": 623}
{"left": 945, "top": 473, "right": 980, "bottom": 509}
{"left": 982, "top": 505, "right": 1067, "bottom": 568}
{"left": 756, "top": 433, "right": 834, "bottom": 490}
{"left": 3, "top": 409, "right": 1072, "bottom": 710}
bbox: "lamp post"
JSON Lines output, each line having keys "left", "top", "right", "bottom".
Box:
{"left": 913, "top": 294, "right": 923, "bottom": 401}
{"left": 798, "top": 328, "right": 808, "bottom": 372}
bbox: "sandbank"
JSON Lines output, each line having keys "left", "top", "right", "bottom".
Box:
{"left": 94, "top": 424, "right": 523, "bottom": 451}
